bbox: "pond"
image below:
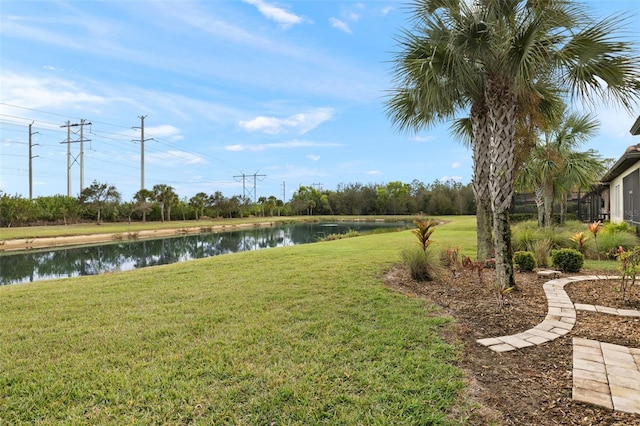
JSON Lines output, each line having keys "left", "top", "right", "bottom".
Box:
{"left": 0, "top": 221, "right": 409, "bottom": 285}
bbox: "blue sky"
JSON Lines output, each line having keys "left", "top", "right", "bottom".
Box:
{"left": 1, "top": 0, "right": 639, "bottom": 202}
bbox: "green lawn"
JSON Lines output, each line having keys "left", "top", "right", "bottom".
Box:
{"left": 0, "top": 217, "right": 477, "bottom": 425}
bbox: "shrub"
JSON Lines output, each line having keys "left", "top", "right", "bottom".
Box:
{"left": 441, "top": 247, "right": 460, "bottom": 268}
{"left": 512, "top": 225, "right": 538, "bottom": 252}
{"left": 616, "top": 246, "right": 640, "bottom": 303}
{"left": 603, "top": 221, "right": 636, "bottom": 234}
{"left": 513, "top": 251, "right": 536, "bottom": 272}
{"left": 527, "top": 238, "right": 552, "bottom": 268}
{"left": 511, "top": 221, "right": 572, "bottom": 252}
{"left": 551, "top": 248, "right": 584, "bottom": 273}
{"left": 596, "top": 229, "right": 640, "bottom": 259}
{"left": 538, "top": 226, "right": 571, "bottom": 249}
{"left": 401, "top": 246, "right": 443, "bottom": 281}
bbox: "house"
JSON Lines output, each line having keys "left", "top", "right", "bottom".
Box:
{"left": 595, "top": 116, "right": 640, "bottom": 225}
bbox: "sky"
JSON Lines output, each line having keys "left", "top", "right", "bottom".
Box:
{"left": 1, "top": 0, "right": 639, "bottom": 203}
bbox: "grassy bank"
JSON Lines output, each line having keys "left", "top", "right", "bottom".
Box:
{"left": 0, "top": 218, "right": 476, "bottom": 425}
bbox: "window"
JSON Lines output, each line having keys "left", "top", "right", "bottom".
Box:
{"left": 623, "top": 169, "right": 640, "bottom": 224}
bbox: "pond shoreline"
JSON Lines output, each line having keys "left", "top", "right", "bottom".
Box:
{"left": 0, "top": 222, "right": 278, "bottom": 252}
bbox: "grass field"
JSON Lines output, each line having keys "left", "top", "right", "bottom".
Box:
{"left": 0, "top": 217, "right": 477, "bottom": 425}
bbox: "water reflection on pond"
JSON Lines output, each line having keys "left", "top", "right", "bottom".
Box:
{"left": 1, "top": 221, "right": 409, "bottom": 285}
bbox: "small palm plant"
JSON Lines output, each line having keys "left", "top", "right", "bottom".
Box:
{"left": 402, "top": 219, "right": 440, "bottom": 281}
{"left": 412, "top": 219, "right": 437, "bottom": 252}
{"left": 587, "top": 221, "right": 602, "bottom": 260}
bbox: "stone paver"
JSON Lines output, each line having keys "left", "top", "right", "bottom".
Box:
{"left": 476, "top": 275, "right": 640, "bottom": 414}
{"left": 573, "top": 338, "right": 640, "bottom": 414}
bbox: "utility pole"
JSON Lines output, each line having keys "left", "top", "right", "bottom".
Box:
{"left": 28, "top": 122, "right": 39, "bottom": 200}
{"left": 252, "top": 172, "right": 266, "bottom": 202}
{"left": 233, "top": 171, "right": 266, "bottom": 202}
{"left": 60, "top": 120, "right": 91, "bottom": 196}
{"left": 311, "top": 182, "right": 323, "bottom": 191}
{"left": 78, "top": 119, "right": 91, "bottom": 192}
{"left": 233, "top": 173, "right": 248, "bottom": 199}
{"left": 61, "top": 121, "right": 74, "bottom": 196}
{"left": 133, "top": 115, "right": 153, "bottom": 191}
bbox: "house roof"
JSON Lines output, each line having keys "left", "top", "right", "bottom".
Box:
{"left": 631, "top": 116, "right": 640, "bottom": 136}
{"left": 601, "top": 144, "right": 640, "bottom": 183}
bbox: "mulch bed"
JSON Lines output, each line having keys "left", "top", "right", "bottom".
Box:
{"left": 384, "top": 265, "right": 640, "bottom": 425}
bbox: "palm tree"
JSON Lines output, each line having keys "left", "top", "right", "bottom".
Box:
{"left": 386, "top": 1, "right": 493, "bottom": 260}
{"left": 164, "top": 187, "right": 178, "bottom": 221}
{"left": 387, "top": 0, "right": 640, "bottom": 289}
{"left": 134, "top": 188, "right": 154, "bottom": 222}
{"left": 189, "top": 192, "right": 208, "bottom": 220}
{"left": 152, "top": 184, "right": 176, "bottom": 222}
{"left": 517, "top": 109, "right": 606, "bottom": 227}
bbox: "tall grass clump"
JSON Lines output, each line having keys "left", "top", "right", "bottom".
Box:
{"left": 596, "top": 225, "right": 640, "bottom": 259}
{"left": 528, "top": 238, "right": 552, "bottom": 268}
{"left": 538, "top": 226, "right": 571, "bottom": 249}
{"left": 400, "top": 245, "right": 443, "bottom": 281}
{"left": 512, "top": 221, "right": 572, "bottom": 252}
{"left": 512, "top": 221, "right": 539, "bottom": 252}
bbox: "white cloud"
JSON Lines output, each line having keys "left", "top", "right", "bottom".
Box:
{"left": 367, "top": 170, "right": 383, "bottom": 175}
{"left": 145, "top": 125, "right": 184, "bottom": 142}
{"left": 411, "top": 135, "right": 436, "bottom": 143}
{"left": 1, "top": 72, "right": 106, "bottom": 110}
{"left": 147, "top": 150, "right": 207, "bottom": 165}
{"left": 243, "top": 0, "right": 304, "bottom": 28}
{"left": 441, "top": 175, "right": 463, "bottom": 182}
{"left": 379, "top": 6, "right": 394, "bottom": 16}
{"left": 225, "top": 139, "right": 341, "bottom": 152}
{"left": 306, "top": 155, "right": 320, "bottom": 161}
{"left": 238, "top": 107, "right": 334, "bottom": 135}
{"left": 329, "top": 17, "right": 352, "bottom": 34}
{"left": 451, "top": 162, "right": 461, "bottom": 169}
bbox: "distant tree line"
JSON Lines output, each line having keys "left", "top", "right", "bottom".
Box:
{"left": 0, "top": 179, "right": 476, "bottom": 227}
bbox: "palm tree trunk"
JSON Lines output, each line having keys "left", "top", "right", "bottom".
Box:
{"left": 543, "top": 180, "right": 554, "bottom": 227}
{"left": 560, "top": 192, "right": 568, "bottom": 225}
{"left": 535, "top": 186, "right": 544, "bottom": 227}
{"left": 471, "top": 101, "right": 493, "bottom": 261}
{"left": 487, "top": 76, "right": 517, "bottom": 289}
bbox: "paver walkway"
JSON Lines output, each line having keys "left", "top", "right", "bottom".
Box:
{"left": 476, "top": 275, "right": 640, "bottom": 414}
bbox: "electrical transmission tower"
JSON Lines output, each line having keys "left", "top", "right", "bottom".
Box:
{"left": 60, "top": 119, "right": 91, "bottom": 196}
{"left": 233, "top": 171, "right": 266, "bottom": 202}
{"left": 133, "top": 115, "right": 153, "bottom": 191}
{"left": 28, "top": 122, "right": 39, "bottom": 200}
